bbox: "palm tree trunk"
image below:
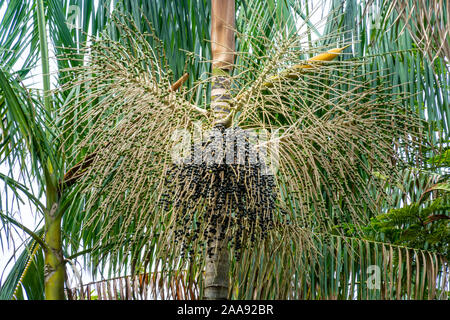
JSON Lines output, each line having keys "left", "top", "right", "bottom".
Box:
{"left": 204, "top": 0, "right": 235, "bottom": 300}
{"left": 37, "top": 0, "right": 65, "bottom": 300}
{"left": 43, "top": 196, "right": 65, "bottom": 300}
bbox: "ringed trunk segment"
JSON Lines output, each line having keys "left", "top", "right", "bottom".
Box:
{"left": 211, "top": 68, "right": 233, "bottom": 128}
{"left": 44, "top": 202, "right": 66, "bottom": 300}
{"left": 44, "top": 216, "right": 65, "bottom": 300}
{"left": 204, "top": 237, "right": 230, "bottom": 300}
{"left": 204, "top": 0, "right": 236, "bottom": 300}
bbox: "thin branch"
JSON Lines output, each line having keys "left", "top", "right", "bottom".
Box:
{"left": 424, "top": 214, "right": 450, "bottom": 225}
{"left": 169, "top": 73, "right": 190, "bottom": 91}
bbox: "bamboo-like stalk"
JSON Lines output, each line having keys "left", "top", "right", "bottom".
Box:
{"left": 37, "top": 0, "right": 51, "bottom": 115}
{"left": 204, "top": 0, "right": 235, "bottom": 300}
{"left": 43, "top": 197, "right": 65, "bottom": 300}
{"left": 37, "top": 0, "right": 65, "bottom": 300}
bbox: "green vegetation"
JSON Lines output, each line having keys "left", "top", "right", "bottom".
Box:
{"left": 0, "top": 0, "right": 448, "bottom": 300}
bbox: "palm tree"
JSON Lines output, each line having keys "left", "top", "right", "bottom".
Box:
{"left": 0, "top": 0, "right": 118, "bottom": 299}
{"left": 0, "top": 0, "right": 448, "bottom": 300}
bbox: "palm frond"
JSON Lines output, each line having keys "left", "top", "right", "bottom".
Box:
{"left": 0, "top": 68, "right": 56, "bottom": 197}
{"left": 64, "top": 229, "right": 449, "bottom": 300}
{"left": 66, "top": 271, "right": 198, "bottom": 300}
{"left": 390, "top": 0, "right": 450, "bottom": 70}
{"left": 0, "top": 0, "right": 39, "bottom": 75}
{"left": 231, "top": 229, "right": 449, "bottom": 299}
{"left": 323, "top": 0, "right": 449, "bottom": 143}
{"left": 0, "top": 234, "right": 44, "bottom": 300}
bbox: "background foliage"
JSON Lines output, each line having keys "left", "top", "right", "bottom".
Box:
{"left": 0, "top": 0, "right": 448, "bottom": 300}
